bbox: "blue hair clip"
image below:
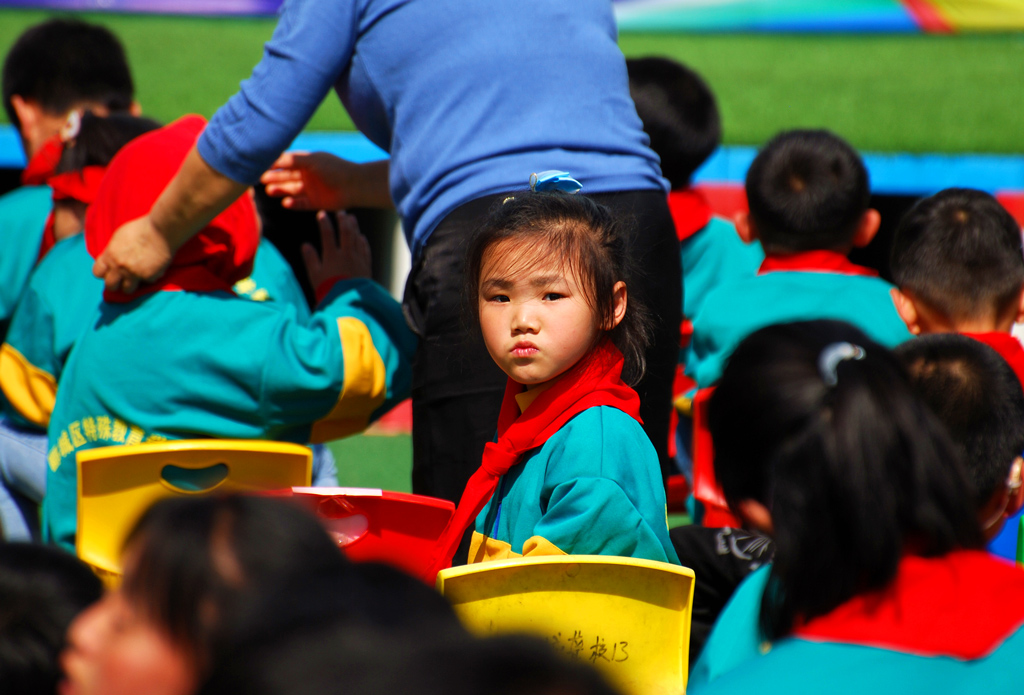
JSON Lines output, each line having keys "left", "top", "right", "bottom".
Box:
{"left": 529, "top": 171, "right": 583, "bottom": 194}
{"left": 818, "top": 342, "right": 865, "bottom": 387}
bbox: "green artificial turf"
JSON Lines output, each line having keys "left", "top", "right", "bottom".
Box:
{"left": 2, "top": 9, "right": 1024, "bottom": 153}
{"left": 327, "top": 433, "right": 413, "bottom": 493}
{"left": 618, "top": 32, "right": 1024, "bottom": 155}
{"left": 0, "top": 9, "right": 354, "bottom": 132}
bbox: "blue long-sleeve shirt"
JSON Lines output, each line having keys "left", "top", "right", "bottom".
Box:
{"left": 198, "top": 0, "right": 667, "bottom": 259}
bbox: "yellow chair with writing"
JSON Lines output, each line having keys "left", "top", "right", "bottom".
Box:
{"left": 76, "top": 439, "right": 311, "bottom": 583}
{"left": 436, "top": 555, "right": 695, "bottom": 695}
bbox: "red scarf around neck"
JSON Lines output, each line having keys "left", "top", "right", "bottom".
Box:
{"left": 423, "top": 340, "right": 642, "bottom": 582}
{"left": 36, "top": 165, "right": 109, "bottom": 263}
{"left": 20, "top": 134, "right": 63, "bottom": 186}
{"left": 758, "top": 250, "right": 878, "bottom": 277}
{"left": 668, "top": 188, "right": 713, "bottom": 243}
{"left": 795, "top": 551, "right": 1024, "bottom": 660}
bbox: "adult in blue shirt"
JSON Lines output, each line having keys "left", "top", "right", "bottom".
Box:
{"left": 91, "top": 0, "right": 679, "bottom": 503}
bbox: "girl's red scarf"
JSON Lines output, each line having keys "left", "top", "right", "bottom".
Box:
{"left": 758, "top": 250, "right": 878, "bottom": 277}
{"left": 795, "top": 551, "right": 1024, "bottom": 660}
{"left": 84, "top": 115, "right": 258, "bottom": 303}
{"left": 423, "top": 340, "right": 642, "bottom": 582}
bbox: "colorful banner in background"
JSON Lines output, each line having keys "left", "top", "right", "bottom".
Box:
{"left": 0, "top": 0, "right": 283, "bottom": 13}
{"left": 613, "top": 0, "right": 1024, "bottom": 33}
{"left": 0, "top": 0, "right": 1022, "bottom": 31}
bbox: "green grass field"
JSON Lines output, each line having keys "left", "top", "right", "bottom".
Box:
{"left": 2, "top": 9, "right": 1024, "bottom": 153}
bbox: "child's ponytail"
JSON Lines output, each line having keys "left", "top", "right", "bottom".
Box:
{"left": 708, "top": 320, "right": 982, "bottom": 640}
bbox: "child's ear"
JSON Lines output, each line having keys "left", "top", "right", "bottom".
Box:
{"left": 10, "top": 95, "right": 42, "bottom": 153}
{"left": 129, "top": 101, "right": 143, "bottom": 117}
{"left": 891, "top": 288, "right": 922, "bottom": 335}
{"left": 1014, "top": 288, "right": 1024, "bottom": 325}
{"left": 735, "top": 499, "right": 774, "bottom": 535}
{"left": 733, "top": 211, "right": 757, "bottom": 245}
{"left": 1007, "top": 457, "right": 1024, "bottom": 517}
{"left": 851, "top": 209, "right": 882, "bottom": 248}
{"left": 607, "top": 281, "right": 627, "bottom": 330}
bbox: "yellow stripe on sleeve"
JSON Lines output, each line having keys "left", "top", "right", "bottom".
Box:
{"left": 310, "top": 317, "right": 387, "bottom": 443}
{"left": 521, "top": 535, "right": 570, "bottom": 557}
{"left": 0, "top": 343, "right": 58, "bottom": 428}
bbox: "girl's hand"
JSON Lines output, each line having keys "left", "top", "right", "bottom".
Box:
{"left": 92, "top": 215, "right": 174, "bottom": 294}
{"left": 303, "top": 211, "right": 372, "bottom": 291}
{"left": 261, "top": 151, "right": 357, "bottom": 211}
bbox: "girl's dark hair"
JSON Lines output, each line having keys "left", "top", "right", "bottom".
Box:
{"left": 120, "top": 495, "right": 349, "bottom": 675}
{"left": 708, "top": 320, "right": 982, "bottom": 641}
{"left": 465, "top": 192, "right": 652, "bottom": 385}
{"left": 54, "top": 111, "right": 160, "bottom": 174}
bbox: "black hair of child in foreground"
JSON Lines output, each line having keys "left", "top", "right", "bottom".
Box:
{"left": 60, "top": 494, "right": 465, "bottom": 695}
{"left": 709, "top": 321, "right": 981, "bottom": 638}
{"left": 201, "top": 625, "right": 624, "bottom": 695}
{"left": 0, "top": 542, "right": 102, "bottom": 695}
{"left": 61, "top": 495, "right": 352, "bottom": 695}
{"left": 895, "top": 334, "right": 1024, "bottom": 540}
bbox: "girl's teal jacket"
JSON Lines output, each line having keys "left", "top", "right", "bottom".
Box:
{"left": 470, "top": 405, "right": 680, "bottom": 564}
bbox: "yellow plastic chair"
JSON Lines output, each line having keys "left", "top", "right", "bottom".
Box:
{"left": 76, "top": 440, "right": 312, "bottom": 583}
{"left": 437, "top": 555, "right": 695, "bottom": 695}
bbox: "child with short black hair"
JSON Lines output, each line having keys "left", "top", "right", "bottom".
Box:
{"left": 890, "top": 188, "right": 1024, "bottom": 384}
{"left": 896, "top": 334, "right": 1024, "bottom": 541}
{"left": 627, "top": 57, "right": 763, "bottom": 325}
{"left": 1, "top": 18, "right": 137, "bottom": 344}
{"left": 427, "top": 189, "right": 678, "bottom": 577}
{"left": 689, "top": 129, "right": 910, "bottom": 387}
{"left": 3, "top": 18, "right": 134, "bottom": 155}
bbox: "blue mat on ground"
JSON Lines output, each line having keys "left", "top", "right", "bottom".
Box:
{"left": 2, "top": 126, "right": 1022, "bottom": 196}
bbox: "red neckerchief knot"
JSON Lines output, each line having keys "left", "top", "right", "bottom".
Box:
{"left": 422, "top": 339, "right": 641, "bottom": 583}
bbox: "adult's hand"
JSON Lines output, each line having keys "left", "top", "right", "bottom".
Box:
{"left": 91, "top": 146, "right": 250, "bottom": 294}
{"left": 303, "top": 210, "right": 372, "bottom": 291}
{"left": 261, "top": 153, "right": 393, "bottom": 211}
{"left": 92, "top": 215, "right": 174, "bottom": 294}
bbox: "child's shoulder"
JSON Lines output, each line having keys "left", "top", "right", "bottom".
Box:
{"left": 704, "top": 267, "right": 896, "bottom": 310}
{"left": 542, "top": 405, "right": 654, "bottom": 468}
{"left": 32, "top": 234, "right": 91, "bottom": 277}
{"left": 0, "top": 184, "right": 51, "bottom": 212}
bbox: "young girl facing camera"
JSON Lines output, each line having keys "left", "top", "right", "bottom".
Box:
{"left": 429, "top": 190, "right": 679, "bottom": 576}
